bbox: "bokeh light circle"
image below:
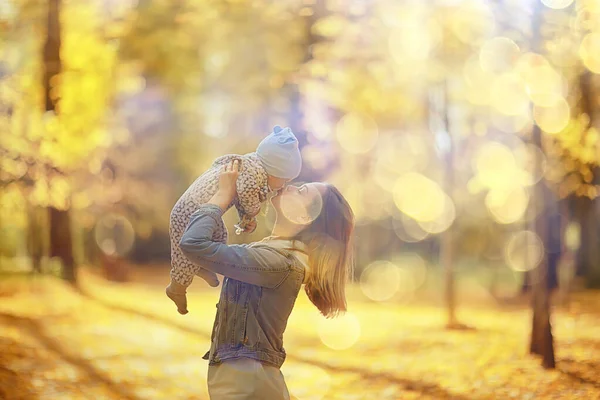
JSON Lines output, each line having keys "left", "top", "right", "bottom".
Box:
{"left": 513, "top": 143, "right": 547, "bottom": 186}
{"left": 278, "top": 185, "right": 324, "bottom": 226}
{"left": 504, "top": 230, "right": 544, "bottom": 272}
{"left": 360, "top": 261, "right": 401, "bottom": 301}
{"left": 541, "top": 0, "right": 574, "bottom": 9}
{"left": 373, "top": 134, "right": 430, "bottom": 191}
{"left": 335, "top": 113, "right": 379, "bottom": 154}
{"left": 392, "top": 213, "right": 430, "bottom": 243}
{"left": 474, "top": 142, "right": 518, "bottom": 189}
{"left": 485, "top": 186, "right": 530, "bottom": 224}
{"left": 579, "top": 33, "right": 600, "bottom": 74}
{"left": 464, "top": 55, "right": 495, "bottom": 105}
{"left": 392, "top": 252, "right": 428, "bottom": 290}
{"left": 388, "top": 21, "right": 441, "bottom": 63}
{"left": 417, "top": 193, "right": 456, "bottom": 234}
{"left": 565, "top": 222, "right": 581, "bottom": 251}
{"left": 491, "top": 73, "right": 530, "bottom": 116}
{"left": 94, "top": 213, "right": 135, "bottom": 257}
{"left": 525, "top": 64, "right": 565, "bottom": 107}
{"left": 282, "top": 365, "right": 331, "bottom": 400}
{"left": 393, "top": 173, "right": 446, "bottom": 222}
{"left": 533, "top": 98, "right": 570, "bottom": 134}
{"left": 450, "top": 0, "right": 496, "bottom": 46}
{"left": 479, "top": 37, "right": 520, "bottom": 73}
{"left": 491, "top": 110, "right": 532, "bottom": 133}
{"left": 318, "top": 312, "right": 361, "bottom": 350}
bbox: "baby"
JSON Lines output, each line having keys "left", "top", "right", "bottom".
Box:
{"left": 166, "top": 126, "right": 302, "bottom": 314}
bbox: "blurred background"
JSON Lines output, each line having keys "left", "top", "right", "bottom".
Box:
{"left": 1, "top": 0, "right": 600, "bottom": 399}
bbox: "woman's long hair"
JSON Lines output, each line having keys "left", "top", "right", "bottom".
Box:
{"left": 294, "top": 184, "right": 354, "bottom": 318}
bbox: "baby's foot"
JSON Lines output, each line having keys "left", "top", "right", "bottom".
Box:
{"left": 165, "top": 281, "right": 188, "bottom": 315}
{"left": 196, "top": 270, "right": 220, "bottom": 287}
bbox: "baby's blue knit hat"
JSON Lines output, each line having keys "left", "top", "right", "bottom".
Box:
{"left": 256, "top": 126, "right": 302, "bottom": 179}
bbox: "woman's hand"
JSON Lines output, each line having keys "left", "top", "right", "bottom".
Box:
{"left": 209, "top": 159, "right": 240, "bottom": 212}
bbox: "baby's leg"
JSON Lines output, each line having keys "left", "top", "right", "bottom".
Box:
{"left": 170, "top": 230, "right": 220, "bottom": 288}
{"left": 188, "top": 256, "right": 220, "bottom": 287}
{"left": 169, "top": 202, "right": 220, "bottom": 287}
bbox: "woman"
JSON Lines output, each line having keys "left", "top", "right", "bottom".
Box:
{"left": 173, "top": 159, "right": 354, "bottom": 399}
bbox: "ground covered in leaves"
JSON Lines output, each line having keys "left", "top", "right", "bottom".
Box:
{"left": 0, "top": 269, "right": 599, "bottom": 400}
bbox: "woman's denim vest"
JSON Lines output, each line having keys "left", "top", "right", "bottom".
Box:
{"left": 179, "top": 205, "right": 306, "bottom": 368}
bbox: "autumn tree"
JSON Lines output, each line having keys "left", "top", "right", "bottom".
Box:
{"left": 1, "top": 0, "right": 120, "bottom": 281}
{"left": 536, "top": 0, "right": 600, "bottom": 288}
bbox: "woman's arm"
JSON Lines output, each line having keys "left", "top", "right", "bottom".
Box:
{"left": 178, "top": 204, "right": 291, "bottom": 289}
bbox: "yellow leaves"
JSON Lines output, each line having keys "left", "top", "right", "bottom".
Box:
{"left": 1, "top": 274, "right": 600, "bottom": 399}
{"left": 267, "top": 43, "right": 305, "bottom": 73}
{"left": 0, "top": 157, "right": 27, "bottom": 181}
{"left": 584, "top": 127, "right": 600, "bottom": 147}
{"left": 30, "top": 177, "right": 49, "bottom": 207}
{"left": 311, "top": 15, "right": 347, "bottom": 38}
{"left": 0, "top": 186, "right": 27, "bottom": 228}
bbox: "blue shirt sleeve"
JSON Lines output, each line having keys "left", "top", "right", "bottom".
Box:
{"left": 178, "top": 204, "right": 292, "bottom": 288}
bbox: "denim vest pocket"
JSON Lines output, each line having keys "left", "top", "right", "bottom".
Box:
{"left": 242, "top": 285, "right": 262, "bottom": 348}
{"left": 232, "top": 282, "right": 251, "bottom": 345}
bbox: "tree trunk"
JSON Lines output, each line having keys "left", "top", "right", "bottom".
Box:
{"left": 49, "top": 207, "right": 76, "bottom": 282}
{"left": 529, "top": 129, "right": 556, "bottom": 368}
{"left": 44, "top": 0, "right": 76, "bottom": 284}
{"left": 575, "top": 195, "right": 600, "bottom": 286}
{"left": 440, "top": 81, "right": 458, "bottom": 328}
{"left": 529, "top": 191, "right": 556, "bottom": 367}
{"left": 529, "top": 2, "right": 555, "bottom": 369}
{"left": 574, "top": 71, "right": 600, "bottom": 287}
{"left": 27, "top": 206, "right": 44, "bottom": 273}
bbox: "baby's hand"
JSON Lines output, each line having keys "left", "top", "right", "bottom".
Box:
{"left": 234, "top": 219, "right": 257, "bottom": 235}
{"left": 244, "top": 220, "right": 257, "bottom": 233}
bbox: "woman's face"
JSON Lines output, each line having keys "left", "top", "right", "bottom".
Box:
{"left": 270, "top": 182, "right": 327, "bottom": 236}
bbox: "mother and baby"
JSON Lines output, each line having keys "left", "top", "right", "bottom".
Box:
{"left": 165, "top": 126, "right": 355, "bottom": 399}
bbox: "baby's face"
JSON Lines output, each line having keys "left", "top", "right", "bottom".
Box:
{"left": 267, "top": 175, "right": 289, "bottom": 193}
